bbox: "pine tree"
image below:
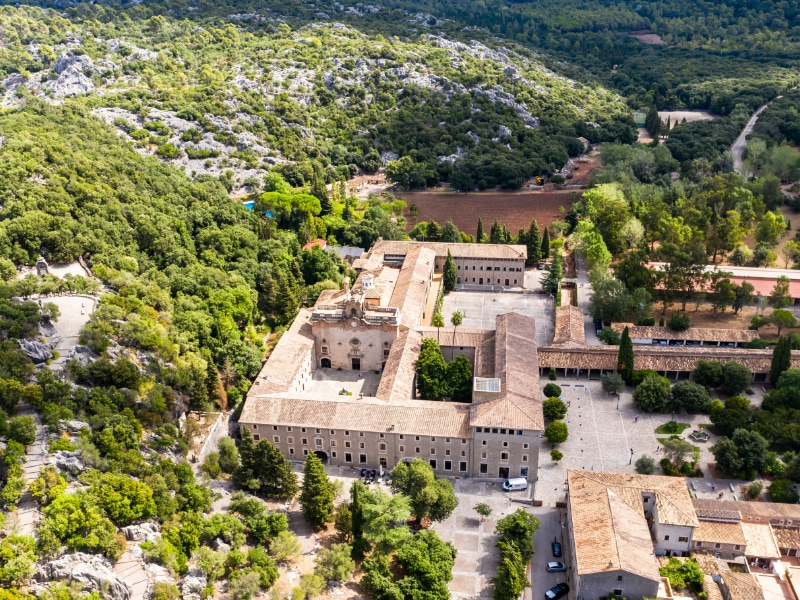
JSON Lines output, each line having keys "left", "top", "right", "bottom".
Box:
{"left": 541, "top": 253, "right": 562, "bottom": 295}
{"left": 237, "top": 431, "right": 299, "bottom": 499}
{"left": 300, "top": 453, "right": 335, "bottom": 529}
{"left": 311, "top": 162, "right": 331, "bottom": 214}
{"left": 541, "top": 227, "right": 550, "bottom": 259}
{"left": 617, "top": 326, "right": 635, "bottom": 384}
{"left": 189, "top": 364, "right": 208, "bottom": 410}
{"left": 476, "top": 218, "right": 484, "bottom": 243}
{"left": 274, "top": 265, "right": 298, "bottom": 325}
{"left": 526, "top": 219, "right": 542, "bottom": 266}
{"left": 645, "top": 105, "right": 661, "bottom": 139}
{"left": 770, "top": 336, "right": 792, "bottom": 384}
{"left": 443, "top": 250, "right": 457, "bottom": 291}
{"left": 441, "top": 220, "right": 461, "bottom": 243}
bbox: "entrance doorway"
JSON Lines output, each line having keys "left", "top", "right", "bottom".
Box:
{"left": 314, "top": 451, "right": 328, "bottom": 464}
{"left": 351, "top": 358, "right": 361, "bottom": 370}
{"left": 479, "top": 277, "right": 483, "bottom": 284}
{"left": 498, "top": 467, "right": 510, "bottom": 479}
{"left": 505, "top": 279, "right": 509, "bottom": 286}
{"left": 321, "top": 358, "right": 331, "bottom": 368}
{"left": 380, "top": 458, "right": 387, "bottom": 468}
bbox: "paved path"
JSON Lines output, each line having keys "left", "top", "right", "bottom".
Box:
{"left": 13, "top": 405, "right": 46, "bottom": 536}
{"left": 113, "top": 544, "right": 151, "bottom": 600}
{"left": 732, "top": 100, "right": 777, "bottom": 175}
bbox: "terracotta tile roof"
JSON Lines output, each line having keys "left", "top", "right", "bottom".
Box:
{"left": 246, "top": 310, "right": 315, "bottom": 398}
{"left": 470, "top": 313, "right": 543, "bottom": 431}
{"left": 567, "top": 470, "right": 662, "bottom": 580}
{"left": 741, "top": 522, "right": 781, "bottom": 558}
{"left": 388, "top": 246, "right": 435, "bottom": 328}
{"left": 696, "top": 507, "right": 743, "bottom": 521}
{"left": 553, "top": 305, "right": 585, "bottom": 345}
{"left": 240, "top": 393, "right": 472, "bottom": 438}
{"left": 693, "top": 499, "right": 800, "bottom": 522}
{"left": 302, "top": 238, "right": 327, "bottom": 251}
{"left": 361, "top": 240, "right": 527, "bottom": 262}
{"left": 375, "top": 328, "right": 422, "bottom": 403}
{"left": 418, "top": 327, "right": 495, "bottom": 350}
{"left": 611, "top": 324, "right": 758, "bottom": 343}
{"left": 704, "top": 575, "right": 725, "bottom": 600}
{"left": 694, "top": 520, "right": 746, "bottom": 546}
{"left": 693, "top": 553, "right": 724, "bottom": 577}
{"left": 538, "top": 346, "right": 800, "bottom": 374}
{"left": 722, "top": 571, "right": 765, "bottom": 600}
{"left": 772, "top": 527, "right": 800, "bottom": 550}
{"left": 474, "top": 336, "right": 496, "bottom": 378}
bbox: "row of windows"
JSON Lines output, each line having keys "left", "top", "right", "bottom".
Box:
{"left": 252, "top": 425, "right": 467, "bottom": 445}
{"left": 695, "top": 541, "right": 741, "bottom": 550}
{"left": 476, "top": 427, "right": 524, "bottom": 435}
{"left": 462, "top": 278, "right": 519, "bottom": 285}
{"left": 480, "top": 452, "right": 528, "bottom": 462}
{"left": 662, "top": 535, "right": 689, "bottom": 542}
{"left": 399, "top": 446, "right": 468, "bottom": 457}
{"left": 457, "top": 265, "right": 522, "bottom": 272}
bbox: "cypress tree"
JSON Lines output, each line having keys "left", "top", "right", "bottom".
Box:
{"left": 541, "top": 227, "right": 550, "bottom": 259}
{"left": 300, "top": 453, "right": 335, "bottom": 529}
{"left": 617, "top": 326, "right": 635, "bottom": 384}
{"left": 526, "top": 219, "right": 542, "bottom": 266}
{"left": 351, "top": 480, "right": 364, "bottom": 540}
{"left": 189, "top": 363, "right": 208, "bottom": 410}
{"left": 770, "top": 336, "right": 792, "bottom": 384}
{"left": 490, "top": 220, "right": 503, "bottom": 244}
{"left": 443, "top": 250, "right": 457, "bottom": 291}
{"left": 310, "top": 162, "right": 331, "bottom": 214}
{"left": 476, "top": 218, "right": 484, "bottom": 243}
{"left": 205, "top": 353, "right": 221, "bottom": 408}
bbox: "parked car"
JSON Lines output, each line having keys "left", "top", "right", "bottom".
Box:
{"left": 545, "top": 583, "right": 570, "bottom": 600}
{"left": 551, "top": 540, "right": 562, "bottom": 557}
{"left": 593, "top": 319, "right": 603, "bottom": 335}
{"left": 370, "top": 469, "right": 377, "bottom": 482}
{"left": 360, "top": 468, "right": 367, "bottom": 479}
{"left": 537, "top": 263, "right": 545, "bottom": 270}
{"left": 546, "top": 562, "right": 567, "bottom": 573}
{"left": 502, "top": 477, "right": 528, "bottom": 491}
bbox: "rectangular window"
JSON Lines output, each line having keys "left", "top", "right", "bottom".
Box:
{"left": 287, "top": 427, "right": 292, "bottom": 432}
{"left": 399, "top": 445, "right": 405, "bottom": 452}
{"left": 523, "top": 443, "right": 529, "bottom": 450}
{"left": 379, "top": 444, "right": 387, "bottom": 452}
{"left": 715, "top": 543, "right": 721, "bottom": 549}
{"left": 331, "top": 451, "right": 337, "bottom": 458}
{"left": 678, "top": 537, "right": 688, "bottom": 542}
{"left": 430, "top": 448, "right": 436, "bottom": 455}
{"left": 431, "top": 437, "right": 436, "bottom": 442}
{"left": 345, "top": 453, "right": 352, "bottom": 463}
{"left": 359, "top": 442, "right": 365, "bottom": 449}
{"left": 253, "top": 434, "right": 260, "bottom": 441}
{"left": 274, "top": 436, "right": 280, "bottom": 443}
{"left": 399, "top": 434, "right": 404, "bottom": 440}
{"left": 481, "top": 452, "right": 487, "bottom": 459}
{"left": 302, "top": 438, "right": 308, "bottom": 445}
{"left": 273, "top": 426, "right": 277, "bottom": 431}
{"left": 492, "top": 428, "right": 498, "bottom": 434}
{"left": 520, "top": 466, "right": 528, "bottom": 477}
{"left": 446, "top": 438, "right": 451, "bottom": 443}
{"left": 617, "top": 576, "right": 623, "bottom": 582}
{"left": 379, "top": 433, "right": 384, "bottom": 438}
{"left": 289, "top": 448, "right": 294, "bottom": 455}
{"left": 522, "top": 455, "right": 528, "bottom": 462}
{"left": 445, "top": 449, "right": 451, "bottom": 456}
{"left": 444, "top": 460, "right": 452, "bottom": 471}
{"left": 460, "top": 462, "right": 468, "bottom": 472}
{"left": 330, "top": 430, "right": 335, "bottom": 435}
{"left": 501, "top": 452, "right": 508, "bottom": 461}
{"left": 480, "top": 464, "right": 488, "bottom": 474}
{"left": 253, "top": 425, "right": 259, "bottom": 430}
{"left": 287, "top": 437, "right": 294, "bottom": 444}
{"left": 345, "top": 441, "right": 351, "bottom": 448}
{"left": 415, "top": 436, "right": 420, "bottom": 441}
{"left": 735, "top": 545, "right": 741, "bottom": 550}
{"left": 302, "top": 428, "right": 306, "bottom": 433}
{"left": 664, "top": 535, "right": 670, "bottom": 541}
{"left": 476, "top": 428, "right": 482, "bottom": 433}
{"left": 315, "top": 429, "right": 320, "bottom": 434}
{"left": 330, "top": 440, "right": 336, "bottom": 447}
{"left": 482, "top": 440, "right": 487, "bottom": 446}
{"left": 696, "top": 542, "right": 702, "bottom": 547}
{"left": 503, "top": 441, "right": 508, "bottom": 448}
{"left": 613, "top": 590, "right": 622, "bottom": 597}
{"left": 517, "top": 430, "right": 523, "bottom": 435}
{"left": 359, "top": 454, "right": 367, "bottom": 464}
{"left": 462, "top": 439, "right": 467, "bottom": 444}
{"left": 461, "top": 450, "right": 466, "bottom": 457}
{"left": 345, "top": 431, "right": 350, "bottom": 436}
{"left": 415, "top": 447, "right": 421, "bottom": 454}
{"left": 501, "top": 429, "right": 506, "bottom": 434}
{"left": 315, "top": 439, "right": 323, "bottom": 447}
{"left": 429, "top": 459, "right": 437, "bottom": 470}
{"left": 303, "top": 449, "right": 308, "bottom": 456}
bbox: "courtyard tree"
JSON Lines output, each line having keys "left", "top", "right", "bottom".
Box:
{"left": 691, "top": 360, "right": 723, "bottom": 388}
{"left": 720, "top": 361, "right": 753, "bottom": 395}
{"left": 450, "top": 310, "right": 463, "bottom": 360}
{"left": 633, "top": 373, "right": 672, "bottom": 412}
{"left": 431, "top": 312, "right": 444, "bottom": 345}
{"left": 770, "top": 336, "right": 792, "bottom": 384}
{"left": 542, "top": 398, "right": 567, "bottom": 421}
{"left": 300, "top": 454, "right": 335, "bottom": 529}
{"left": 617, "top": 327, "right": 634, "bottom": 384}
{"left": 770, "top": 309, "right": 797, "bottom": 336}
{"left": 495, "top": 509, "right": 540, "bottom": 563}
{"left": 543, "top": 383, "right": 562, "bottom": 397}
{"left": 662, "top": 438, "right": 695, "bottom": 466}
{"left": 601, "top": 372, "right": 625, "bottom": 395}
{"left": 474, "top": 502, "right": 492, "bottom": 520}
{"left": 544, "top": 421, "right": 568, "bottom": 445}
{"left": 389, "top": 459, "right": 458, "bottom": 522}
{"left": 446, "top": 354, "right": 473, "bottom": 402}
{"left": 415, "top": 338, "right": 448, "bottom": 400}
{"left": 334, "top": 505, "right": 353, "bottom": 542}
{"left": 550, "top": 449, "right": 563, "bottom": 462}
{"left": 635, "top": 455, "right": 656, "bottom": 474}
{"left": 443, "top": 251, "right": 457, "bottom": 292}
{"left": 671, "top": 380, "right": 711, "bottom": 413}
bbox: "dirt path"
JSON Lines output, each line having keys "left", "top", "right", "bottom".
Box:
{"left": 13, "top": 405, "right": 46, "bottom": 536}
{"left": 113, "top": 544, "right": 152, "bottom": 600}
{"left": 732, "top": 100, "right": 778, "bottom": 175}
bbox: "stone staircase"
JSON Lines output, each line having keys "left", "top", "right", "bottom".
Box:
{"left": 113, "top": 544, "right": 152, "bottom": 600}
{"left": 13, "top": 405, "right": 47, "bottom": 536}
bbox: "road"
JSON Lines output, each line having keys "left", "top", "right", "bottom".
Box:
{"left": 731, "top": 100, "right": 778, "bottom": 175}
{"left": 528, "top": 506, "right": 570, "bottom": 600}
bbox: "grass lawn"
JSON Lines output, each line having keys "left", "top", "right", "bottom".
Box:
{"left": 654, "top": 421, "right": 691, "bottom": 435}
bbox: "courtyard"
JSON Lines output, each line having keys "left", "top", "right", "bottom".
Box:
{"left": 309, "top": 368, "right": 382, "bottom": 397}
{"left": 534, "top": 378, "right": 760, "bottom": 507}
{"left": 441, "top": 289, "right": 555, "bottom": 347}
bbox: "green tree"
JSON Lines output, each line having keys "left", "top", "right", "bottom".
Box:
{"left": 334, "top": 505, "right": 353, "bottom": 542}
{"left": 541, "top": 227, "right": 550, "bottom": 259}
{"left": 721, "top": 362, "right": 753, "bottom": 395}
{"left": 476, "top": 218, "right": 485, "bottom": 243}
{"left": 543, "top": 383, "right": 562, "bottom": 397}
{"left": 543, "top": 398, "right": 567, "bottom": 421}
{"left": 617, "top": 327, "right": 635, "bottom": 384}
{"left": 446, "top": 354, "right": 473, "bottom": 402}
{"left": 495, "top": 509, "right": 540, "bottom": 563}
{"left": 234, "top": 429, "right": 299, "bottom": 500}
{"left": 771, "top": 336, "right": 793, "bottom": 384}
{"left": 269, "top": 530, "right": 302, "bottom": 562}
{"left": 443, "top": 251, "right": 457, "bottom": 292}
{"left": 601, "top": 372, "right": 626, "bottom": 395}
{"left": 770, "top": 479, "right": 800, "bottom": 503}
{"left": 633, "top": 373, "right": 673, "bottom": 412}
{"left": 541, "top": 253, "right": 562, "bottom": 295}
{"left": 671, "top": 381, "right": 711, "bottom": 413}
{"left": 449, "top": 310, "right": 463, "bottom": 360}
{"left": 218, "top": 437, "right": 240, "bottom": 473}
{"left": 314, "top": 543, "right": 355, "bottom": 582}
{"left": 415, "top": 338, "right": 448, "bottom": 400}
{"left": 300, "top": 454, "right": 335, "bottom": 529}
{"left": 635, "top": 456, "right": 656, "bottom": 474}
{"left": 389, "top": 459, "right": 458, "bottom": 522}
{"left": 544, "top": 421, "right": 568, "bottom": 444}
{"left": 771, "top": 276, "right": 792, "bottom": 309}
{"left": 474, "top": 502, "right": 492, "bottom": 519}
{"left": 431, "top": 313, "right": 444, "bottom": 345}
{"left": 770, "top": 309, "right": 797, "bottom": 336}
{"left": 526, "top": 219, "right": 542, "bottom": 266}
{"left": 662, "top": 438, "right": 695, "bottom": 465}
{"left": 441, "top": 220, "right": 461, "bottom": 243}
{"left": 550, "top": 449, "right": 563, "bottom": 462}
{"left": 755, "top": 211, "right": 787, "bottom": 248}
{"left": 7, "top": 416, "right": 36, "bottom": 446}
{"left": 691, "top": 360, "right": 723, "bottom": 388}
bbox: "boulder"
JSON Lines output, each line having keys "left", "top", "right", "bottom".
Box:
{"left": 18, "top": 339, "right": 53, "bottom": 363}
{"left": 47, "top": 450, "right": 86, "bottom": 476}
{"left": 35, "top": 553, "right": 130, "bottom": 600}
{"left": 54, "top": 54, "right": 95, "bottom": 75}
{"left": 58, "top": 420, "right": 92, "bottom": 434}
{"left": 213, "top": 538, "right": 231, "bottom": 553}
{"left": 181, "top": 566, "right": 207, "bottom": 600}
{"left": 122, "top": 522, "right": 160, "bottom": 542}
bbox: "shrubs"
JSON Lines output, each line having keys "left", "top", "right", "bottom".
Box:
{"left": 659, "top": 557, "right": 703, "bottom": 593}
{"left": 769, "top": 479, "right": 800, "bottom": 504}
{"left": 542, "top": 398, "right": 567, "bottom": 421}
{"left": 601, "top": 372, "right": 625, "bottom": 395}
{"left": 598, "top": 327, "right": 621, "bottom": 345}
{"left": 747, "top": 481, "right": 764, "bottom": 499}
{"left": 543, "top": 383, "right": 562, "bottom": 398}
{"left": 550, "top": 449, "right": 563, "bottom": 462}
{"left": 635, "top": 455, "right": 655, "bottom": 474}
{"left": 666, "top": 312, "right": 690, "bottom": 332}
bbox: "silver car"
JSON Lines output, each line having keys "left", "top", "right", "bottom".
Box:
{"left": 546, "top": 561, "right": 567, "bottom": 573}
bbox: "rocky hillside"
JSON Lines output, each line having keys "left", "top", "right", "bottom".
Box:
{"left": 0, "top": 4, "right": 633, "bottom": 190}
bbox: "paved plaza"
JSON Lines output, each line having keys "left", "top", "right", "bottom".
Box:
{"left": 310, "top": 369, "right": 382, "bottom": 397}
{"left": 534, "top": 378, "right": 755, "bottom": 506}
{"left": 441, "top": 290, "right": 555, "bottom": 346}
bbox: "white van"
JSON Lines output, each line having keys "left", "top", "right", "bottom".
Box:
{"left": 502, "top": 478, "right": 528, "bottom": 491}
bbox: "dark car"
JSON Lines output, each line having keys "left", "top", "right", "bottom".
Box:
{"left": 546, "top": 561, "right": 567, "bottom": 573}
{"left": 551, "top": 540, "right": 562, "bottom": 557}
{"left": 593, "top": 319, "right": 603, "bottom": 335}
{"left": 545, "top": 583, "right": 570, "bottom": 600}
{"left": 360, "top": 468, "right": 367, "bottom": 479}
{"left": 370, "top": 469, "right": 377, "bottom": 482}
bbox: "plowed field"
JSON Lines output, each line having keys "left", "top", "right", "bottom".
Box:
{"left": 401, "top": 190, "right": 580, "bottom": 235}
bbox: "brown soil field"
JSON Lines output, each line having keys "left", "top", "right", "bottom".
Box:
{"left": 401, "top": 190, "right": 581, "bottom": 235}
{"left": 629, "top": 30, "right": 667, "bottom": 45}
